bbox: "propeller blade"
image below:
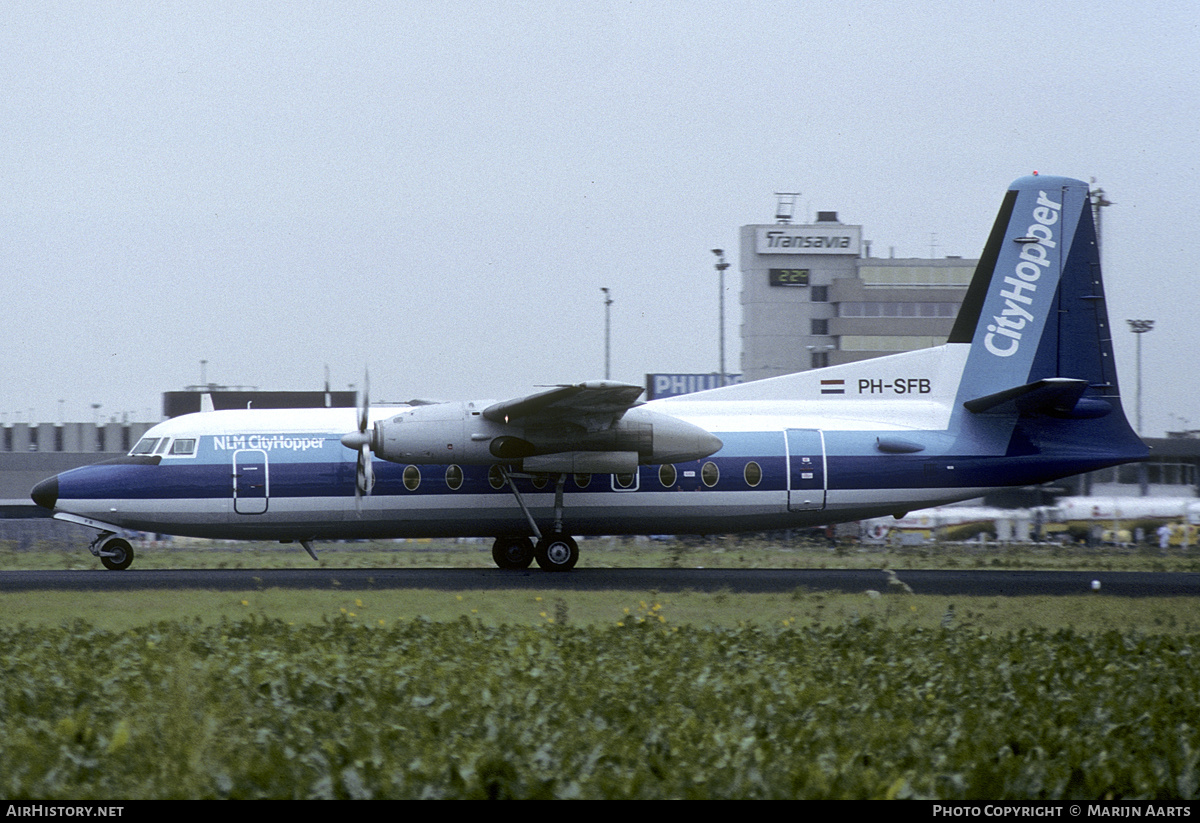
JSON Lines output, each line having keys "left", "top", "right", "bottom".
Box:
{"left": 357, "top": 445, "right": 375, "bottom": 494}
{"left": 354, "top": 444, "right": 374, "bottom": 514}
{"left": 358, "top": 370, "right": 370, "bottom": 436}
{"left": 350, "top": 369, "right": 374, "bottom": 513}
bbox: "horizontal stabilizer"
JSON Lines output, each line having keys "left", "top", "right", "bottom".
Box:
{"left": 963, "top": 377, "right": 1110, "bottom": 418}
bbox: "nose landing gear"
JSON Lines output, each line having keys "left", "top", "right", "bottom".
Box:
{"left": 91, "top": 533, "right": 135, "bottom": 571}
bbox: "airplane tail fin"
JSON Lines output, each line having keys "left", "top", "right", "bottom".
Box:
{"left": 950, "top": 175, "right": 1145, "bottom": 460}
{"left": 951, "top": 176, "right": 1114, "bottom": 397}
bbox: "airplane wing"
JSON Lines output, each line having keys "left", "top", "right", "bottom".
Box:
{"left": 482, "top": 381, "right": 644, "bottom": 432}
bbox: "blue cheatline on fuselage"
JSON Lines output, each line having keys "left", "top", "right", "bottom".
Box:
{"left": 31, "top": 174, "right": 1148, "bottom": 564}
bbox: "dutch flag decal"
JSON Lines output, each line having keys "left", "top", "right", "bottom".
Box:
{"left": 820, "top": 379, "right": 845, "bottom": 395}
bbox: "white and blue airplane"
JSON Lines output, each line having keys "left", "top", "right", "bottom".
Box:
{"left": 31, "top": 175, "right": 1148, "bottom": 570}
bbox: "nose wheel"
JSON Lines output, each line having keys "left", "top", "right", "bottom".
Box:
{"left": 92, "top": 534, "right": 135, "bottom": 571}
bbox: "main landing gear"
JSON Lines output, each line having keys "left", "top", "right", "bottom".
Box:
{"left": 492, "top": 536, "right": 534, "bottom": 569}
{"left": 491, "top": 468, "right": 581, "bottom": 572}
{"left": 535, "top": 532, "right": 579, "bottom": 571}
{"left": 491, "top": 533, "right": 579, "bottom": 571}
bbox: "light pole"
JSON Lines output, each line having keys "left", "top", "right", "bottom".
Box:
{"left": 711, "top": 249, "right": 730, "bottom": 386}
{"left": 1126, "top": 319, "right": 1154, "bottom": 435}
{"left": 1089, "top": 180, "right": 1113, "bottom": 262}
{"left": 601, "top": 288, "right": 613, "bottom": 380}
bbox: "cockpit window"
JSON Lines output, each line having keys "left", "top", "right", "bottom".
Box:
{"left": 155, "top": 439, "right": 171, "bottom": 455}
{"left": 170, "top": 438, "right": 197, "bottom": 456}
{"left": 130, "top": 438, "right": 160, "bottom": 456}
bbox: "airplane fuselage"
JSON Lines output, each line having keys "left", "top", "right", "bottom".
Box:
{"left": 34, "top": 358, "right": 1133, "bottom": 543}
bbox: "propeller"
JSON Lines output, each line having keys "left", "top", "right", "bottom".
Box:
{"left": 340, "top": 371, "right": 375, "bottom": 508}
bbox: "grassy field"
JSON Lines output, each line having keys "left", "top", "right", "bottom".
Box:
{"left": 7, "top": 533, "right": 1200, "bottom": 572}
{"left": 4, "top": 587, "right": 1200, "bottom": 637}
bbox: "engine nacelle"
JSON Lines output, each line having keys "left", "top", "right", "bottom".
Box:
{"left": 370, "top": 402, "right": 486, "bottom": 464}
{"left": 366, "top": 402, "right": 721, "bottom": 466}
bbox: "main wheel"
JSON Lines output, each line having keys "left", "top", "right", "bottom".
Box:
{"left": 99, "top": 537, "right": 134, "bottom": 571}
{"left": 492, "top": 536, "right": 534, "bottom": 570}
{"left": 535, "top": 533, "right": 578, "bottom": 572}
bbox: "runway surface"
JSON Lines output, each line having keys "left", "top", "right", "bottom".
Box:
{"left": 2, "top": 567, "right": 1198, "bottom": 596}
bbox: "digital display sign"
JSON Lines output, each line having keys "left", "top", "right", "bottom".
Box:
{"left": 769, "top": 268, "right": 810, "bottom": 287}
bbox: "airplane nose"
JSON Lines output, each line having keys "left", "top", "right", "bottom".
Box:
{"left": 31, "top": 476, "right": 58, "bottom": 510}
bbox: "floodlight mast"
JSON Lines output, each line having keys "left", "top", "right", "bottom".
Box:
{"left": 712, "top": 249, "right": 730, "bottom": 387}
{"left": 1126, "top": 318, "right": 1155, "bottom": 435}
{"left": 601, "top": 288, "right": 613, "bottom": 380}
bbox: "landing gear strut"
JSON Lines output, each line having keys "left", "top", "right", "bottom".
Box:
{"left": 493, "top": 468, "right": 580, "bottom": 572}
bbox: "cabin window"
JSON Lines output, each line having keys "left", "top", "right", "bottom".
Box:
{"left": 170, "top": 439, "right": 197, "bottom": 456}
{"left": 744, "top": 461, "right": 763, "bottom": 487}
{"left": 488, "top": 465, "right": 506, "bottom": 489}
{"left": 658, "top": 464, "right": 677, "bottom": 488}
{"left": 445, "top": 465, "right": 463, "bottom": 490}
{"left": 531, "top": 474, "right": 548, "bottom": 490}
{"left": 614, "top": 472, "right": 636, "bottom": 489}
{"left": 573, "top": 473, "right": 591, "bottom": 489}
{"left": 403, "top": 466, "right": 421, "bottom": 491}
{"left": 130, "top": 438, "right": 160, "bottom": 456}
{"left": 701, "top": 461, "right": 720, "bottom": 488}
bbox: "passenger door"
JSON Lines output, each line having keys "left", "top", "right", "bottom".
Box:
{"left": 233, "top": 449, "right": 269, "bottom": 515}
{"left": 786, "top": 429, "right": 826, "bottom": 511}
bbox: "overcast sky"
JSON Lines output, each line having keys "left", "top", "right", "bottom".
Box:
{"left": 2, "top": 2, "right": 1197, "bottom": 437}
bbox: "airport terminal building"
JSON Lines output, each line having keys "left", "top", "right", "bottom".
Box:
{"left": 738, "top": 208, "right": 975, "bottom": 380}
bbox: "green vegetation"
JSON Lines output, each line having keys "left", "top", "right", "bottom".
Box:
{"left": 2, "top": 615, "right": 1198, "bottom": 799}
